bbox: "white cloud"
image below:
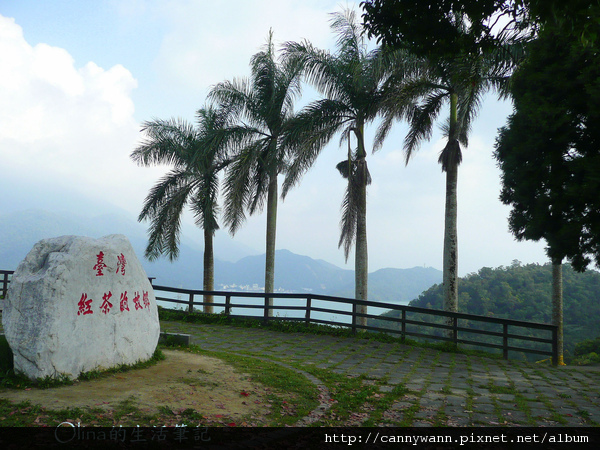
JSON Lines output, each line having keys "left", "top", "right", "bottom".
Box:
{"left": 0, "top": 14, "right": 162, "bottom": 214}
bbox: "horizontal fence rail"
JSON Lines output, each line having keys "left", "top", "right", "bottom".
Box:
{"left": 0, "top": 270, "right": 558, "bottom": 364}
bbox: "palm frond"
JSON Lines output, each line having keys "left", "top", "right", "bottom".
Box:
{"left": 221, "top": 138, "right": 271, "bottom": 233}
{"left": 133, "top": 104, "right": 233, "bottom": 262}
{"left": 138, "top": 168, "right": 196, "bottom": 261}
{"left": 284, "top": 40, "right": 352, "bottom": 104}
{"left": 338, "top": 178, "right": 358, "bottom": 261}
{"left": 281, "top": 99, "right": 353, "bottom": 197}
{"left": 132, "top": 118, "right": 197, "bottom": 168}
{"left": 189, "top": 172, "right": 220, "bottom": 235}
{"left": 338, "top": 158, "right": 371, "bottom": 261}
{"left": 336, "top": 159, "right": 351, "bottom": 179}
{"left": 438, "top": 138, "right": 462, "bottom": 172}
{"left": 329, "top": 8, "right": 363, "bottom": 66}
{"left": 403, "top": 90, "right": 447, "bottom": 163}
{"left": 208, "top": 78, "right": 262, "bottom": 128}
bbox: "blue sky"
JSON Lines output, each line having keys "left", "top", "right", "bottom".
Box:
{"left": 0, "top": 0, "right": 549, "bottom": 275}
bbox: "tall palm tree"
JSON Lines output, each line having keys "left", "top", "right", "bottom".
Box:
{"left": 207, "top": 31, "right": 303, "bottom": 308}
{"left": 384, "top": 32, "right": 519, "bottom": 335}
{"left": 282, "top": 9, "right": 412, "bottom": 326}
{"left": 131, "top": 106, "right": 230, "bottom": 313}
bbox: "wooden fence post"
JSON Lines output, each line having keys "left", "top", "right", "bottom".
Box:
{"left": 503, "top": 323, "right": 509, "bottom": 360}
{"left": 188, "top": 292, "right": 194, "bottom": 314}
{"left": 305, "top": 296, "right": 312, "bottom": 325}
{"left": 401, "top": 309, "right": 406, "bottom": 343}
{"left": 351, "top": 302, "right": 357, "bottom": 334}
{"left": 453, "top": 316, "right": 458, "bottom": 346}
{"left": 263, "top": 295, "right": 270, "bottom": 323}
{"left": 225, "top": 295, "right": 231, "bottom": 315}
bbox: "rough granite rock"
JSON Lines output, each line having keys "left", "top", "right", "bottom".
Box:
{"left": 2, "top": 234, "right": 160, "bottom": 380}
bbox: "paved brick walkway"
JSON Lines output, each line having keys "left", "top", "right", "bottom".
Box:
{"left": 161, "top": 320, "right": 600, "bottom": 427}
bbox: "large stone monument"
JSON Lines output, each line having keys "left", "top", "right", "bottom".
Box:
{"left": 2, "top": 234, "right": 160, "bottom": 380}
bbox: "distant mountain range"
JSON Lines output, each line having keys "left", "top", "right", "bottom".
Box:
{"left": 0, "top": 209, "right": 442, "bottom": 305}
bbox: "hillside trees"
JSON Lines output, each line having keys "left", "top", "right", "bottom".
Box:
{"left": 404, "top": 263, "right": 600, "bottom": 360}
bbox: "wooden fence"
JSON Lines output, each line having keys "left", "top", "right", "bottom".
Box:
{"left": 0, "top": 270, "right": 558, "bottom": 364}
{"left": 0, "top": 270, "right": 11, "bottom": 299}
{"left": 150, "top": 283, "right": 559, "bottom": 365}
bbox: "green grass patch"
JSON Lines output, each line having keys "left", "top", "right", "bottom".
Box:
{"left": 487, "top": 384, "right": 518, "bottom": 395}
{"left": 190, "top": 346, "right": 318, "bottom": 426}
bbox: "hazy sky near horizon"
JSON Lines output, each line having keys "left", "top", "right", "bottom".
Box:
{"left": 0, "top": 0, "right": 550, "bottom": 275}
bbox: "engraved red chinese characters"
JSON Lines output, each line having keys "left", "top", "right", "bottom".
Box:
{"left": 93, "top": 251, "right": 108, "bottom": 276}
{"left": 100, "top": 291, "right": 113, "bottom": 314}
{"left": 132, "top": 291, "right": 143, "bottom": 310}
{"left": 116, "top": 253, "right": 126, "bottom": 275}
{"left": 119, "top": 291, "right": 129, "bottom": 312}
{"left": 77, "top": 293, "right": 94, "bottom": 315}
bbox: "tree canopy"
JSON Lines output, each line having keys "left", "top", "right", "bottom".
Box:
{"left": 361, "top": 0, "right": 600, "bottom": 62}
{"left": 494, "top": 28, "right": 600, "bottom": 271}
{"left": 360, "top": 0, "right": 529, "bottom": 59}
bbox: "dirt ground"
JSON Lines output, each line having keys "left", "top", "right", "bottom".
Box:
{"left": 0, "top": 350, "right": 271, "bottom": 421}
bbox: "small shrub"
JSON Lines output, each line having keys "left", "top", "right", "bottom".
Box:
{"left": 574, "top": 336, "right": 600, "bottom": 356}
{"left": 572, "top": 352, "right": 600, "bottom": 366}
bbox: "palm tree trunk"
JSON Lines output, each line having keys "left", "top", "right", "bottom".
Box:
{"left": 203, "top": 227, "right": 214, "bottom": 314}
{"left": 355, "top": 159, "right": 368, "bottom": 327}
{"left": 443, "top": 92, "right": 459, "bottom": 340}
{"left": 552, "top": 258, "right": 564, "bottom": 365}
{"left": 443, "top": 160, "right": 459, "bottom": 337}
{"left": 264, "top": 174, "right": 278, "bottom": 316}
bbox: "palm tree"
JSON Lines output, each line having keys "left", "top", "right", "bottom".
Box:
{"left": 207, "top": 31, "right": 303, "bottom": 309}
{"left": 384, "top": 31, "right": 519, "bottom": 335}
{"left": 282, "top": 9, "right": 411, "bottom": 326}
{"left": 131, "top": 106, "right": 230, "bottom": 313}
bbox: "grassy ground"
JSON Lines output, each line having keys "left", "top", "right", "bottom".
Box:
{"left": 1, "top": 310, "right": 598, "bottom": 428}
{"left": 0, "top": 315, "right": 428, "bottom": 428}
{"left": 0, "top": 339, "right": 319, "bottom": 427}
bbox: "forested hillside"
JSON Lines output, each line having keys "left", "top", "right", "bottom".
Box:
{"left": 371, "top": 262, "right": 600, "bottom": 360}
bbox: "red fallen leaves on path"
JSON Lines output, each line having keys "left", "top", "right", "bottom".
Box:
{"left": 240, "top": 391, "right": 250, "bottom": 397}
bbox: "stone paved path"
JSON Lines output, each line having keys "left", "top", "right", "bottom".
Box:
{"left": 161, "top": 321, "right": 600, "bottom": 427}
